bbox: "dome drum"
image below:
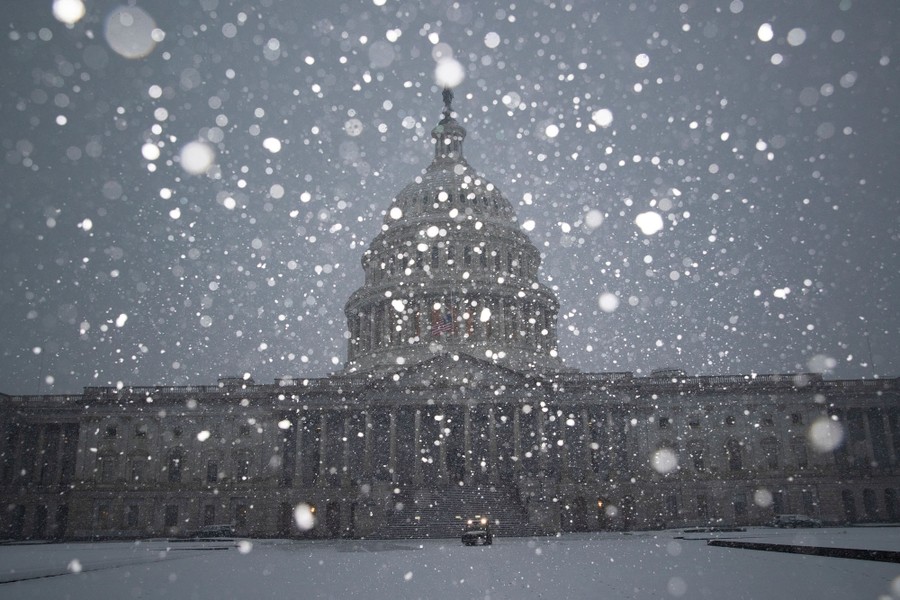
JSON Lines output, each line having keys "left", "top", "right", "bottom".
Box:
{"left": 344, "top": 93, "right": 564, "bottom": 375}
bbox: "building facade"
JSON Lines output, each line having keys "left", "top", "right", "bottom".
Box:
{"left": 2, "top": 94, "right": 899, "bottom": 540}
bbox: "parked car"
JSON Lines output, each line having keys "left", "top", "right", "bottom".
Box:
{"left": 461, "top": 516, "right": 493, "bottom": 546}
{"left": 773, "top": 514, "right": 822, "bottom": 528}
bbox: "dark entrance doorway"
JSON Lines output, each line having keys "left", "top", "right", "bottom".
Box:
{"left": 561, "top": 497, "right": 588, "bottom": 532}
{"left": 326, "top": 501, "right": 341, "bottom": 537}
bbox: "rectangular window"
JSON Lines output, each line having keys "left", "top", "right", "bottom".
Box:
{"left": 126, "top": 505, "right": 139, "bottom": 528}
{"left": 666, "top": 495, "right": 678, "bottom": 520}
{"left": 100, "top": 457, "right": 117, "bottom": 483}
{"left": 33, "top": 505, "right": 48, "bottom": 539}
{"left": 207, "top": 461, "right": 218, "bottom": 483}
{"left": 802, "top": 490, "right": 816, "bottom": 515}
{"left": 168, "top": 454, "right": 182, "bottom": 483}
{"left": 658, "top": 417, "right": 670, "bottom": 429}
{"left": 164, "top": 505, "right": 178, "bottom": 528}
{"left": 97, "top": 504, "right": 111, "bottom": 529}
{"left": 234, "top": 504, "right": 248, "bottom": 528}
{"left": 696, "top": 495, "right": 708, "bottom": 519}
{"left": 203, "top": 504, "right": 216, "bottom": 526}
{"left": 236, "top": 454, "right": 251, "bottom": 480}
{"left": 105, "top": 426, "right": 117, "bottom": 438}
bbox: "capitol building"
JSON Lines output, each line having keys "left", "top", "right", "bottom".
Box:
{"left": 2, "top": 93, "right": 898, "bottom": 540}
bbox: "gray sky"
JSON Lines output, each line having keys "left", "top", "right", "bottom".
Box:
{"left": 1, "top": 0, "right": 898, "bottom": 394}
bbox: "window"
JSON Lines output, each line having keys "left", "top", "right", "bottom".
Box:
{"left": 688, "top": 441, "right": 705, "bottom": 472}
{"left": 863, "top": 489, "right": 878, "bottom": 518}
{"left": 235, "top": 451, "right": 252, "bottom": 480}
{"left": 666, "top": 495, "right": 678, "bottom": 520}
{"left": 658, "top": 417, "right": 670, "bottom": 429}
{"left": 725, "top": 415, "right": 736, "bottom": 427}
{"left": 696, "top": 495, "right": 708, "bottom": 519}
{"left": 792, "top": 437, "right": 809, "bottom": 469}
{"left": 130, "top": 457, "right": 145, "bottom": 482}
{"left": 240, "top": 425, "right": 252, "bottom": 437}
{"left": 33, "top": 505, "right": 48, "bottom": 539}
{"left": 791, "top": 413, "right": 803, "bottom": 425}
{"left": 164, "top": 505, "right": 178, "bottom": 528}
{"left": 761, "top": 416, "right": 774, "bottom": 427}
{"left": 96, "top": 504, "right": 111, "bottom": 529}
{"left": 167, "top": 451, "right": 183, "bottom": 483}
{"left": 802, "top": 490, "right": 816, "bottom": 516}
{"left": 100, "top": 455, "right": 118, "bottom": 483}
{"left": 207, "top": 460, "right": 218, "bottom": 483}
{"left": 126, "top": 505, "right": 139, "bottom": 528}
{"left": 234, "top": 504, "right": 248, "bottom": 528}
{"left": 726, "top": 438, "right": 742, "bottom": 471}
{"left": 105, "top": 425, "right": 117, "bottom": 438}
{"left": 134, "top": 424, "right": 147, "bottom": 438}
{"left": 842, "top": 489, "right": 857, "bottom": 522}
{"left": 204, "top": 504, "right": 216, "bottom": 526}
{"left": 761, "top": 437, "right": 779, "bottom": 470}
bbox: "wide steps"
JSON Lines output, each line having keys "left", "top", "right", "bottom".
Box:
{"left": 369, "top": 485, "right": 546, "bottom": 539}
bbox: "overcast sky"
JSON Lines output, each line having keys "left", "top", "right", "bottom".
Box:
{"left": 1, "top": 0, "right": 897, "bottom": 394}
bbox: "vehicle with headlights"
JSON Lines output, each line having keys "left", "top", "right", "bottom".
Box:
{"left": 461, "top": 516, "right": 493, "bottom": 546}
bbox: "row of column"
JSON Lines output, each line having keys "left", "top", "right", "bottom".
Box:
{"left": 287, "top": 405, "right": 625, "bottom": 488}
{"left": 350, "top": 297, "right": 554, "bottom": 358}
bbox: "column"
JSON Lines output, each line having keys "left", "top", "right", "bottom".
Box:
{"left": 389, "top": 408, "right": 397, "bottom": 483}
{"left": 513, "top": 408, "right": 522, "bottom": 474}
{"left": 488, "top": 407, "right": 498, "bottom": 480}
{"left": 413, "top": 410, "right": 422, "bottom": 486}
{"left": 464, "top": 406, "right": 473, "bottom": 485}
{"left": 364, "top": 411, "right": 373, "bottom": 478}
{"left": 438, "top": 414, "right": 449, "bottom": 483}
{"left": 537, "top": 408, "right": 547, "bottom": 474}
{"left": 318, "top": 413, "right": 327, "bottom": 482}
{"left": 342, "top": 415, "right": 351, "bottom": 487}
{"left": 882, "top": 411, "right": 897, "bottom": 466}
{"left": 582, "top": 408, "right": 593, "bottom": 478}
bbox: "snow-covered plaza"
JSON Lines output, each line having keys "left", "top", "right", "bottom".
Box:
{"left": 2, "top": 527, "right": 898, "bottom": 599}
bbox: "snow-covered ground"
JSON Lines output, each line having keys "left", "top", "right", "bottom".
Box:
{"left": 2, "top": 527, "right": 898, "bottom": 599}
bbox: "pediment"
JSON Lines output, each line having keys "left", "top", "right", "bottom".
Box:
{"left": 363, "top": 352, "right": 529, "bottom": 393}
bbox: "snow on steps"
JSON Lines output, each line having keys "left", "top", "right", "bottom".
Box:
{"left": 368, "top": 485, "right": 547, "bottom": 540}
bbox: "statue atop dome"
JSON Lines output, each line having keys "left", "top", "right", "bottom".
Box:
{"left": 441, "top": 87, "right": 454, "bottom": 121}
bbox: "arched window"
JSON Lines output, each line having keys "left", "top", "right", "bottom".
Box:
{"left": 863, "top": 488, "right": 878, "bottom": 519}
{"left": 842, "top": 489, "right": 857, "bottom": 522}
{"left": 688, "top": 440, "right": 705, "bottom": 471}
{"left": 761, "top": 437, "right": 779, "bottom": 470}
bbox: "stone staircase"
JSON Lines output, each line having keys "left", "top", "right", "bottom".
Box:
{"left": 368, "top": 484, "right": 546, "bottom": 539}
